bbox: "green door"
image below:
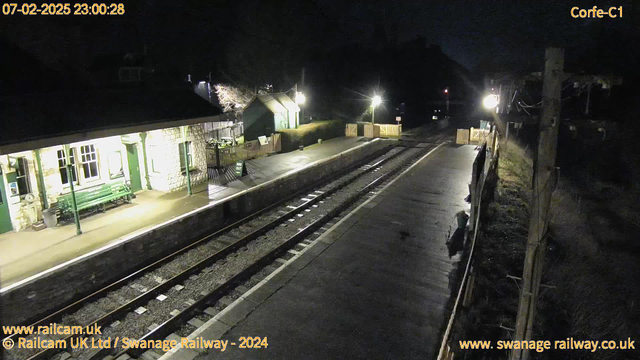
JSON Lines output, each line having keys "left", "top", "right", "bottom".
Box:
{"left": 126, "top": 144, "right": 143, "bottom": 193}
{"left": 0, "top": 171, "right": 13, "bottom": 234}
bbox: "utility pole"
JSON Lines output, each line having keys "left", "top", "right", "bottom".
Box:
{"left": 294, "top": 82, "right": 299, "bottom": 128}
{"left": 301, "top": 67, "right": 305, "bottom": 125}
{"left": 510, "top": 47, "right": 564, "bottom": 360}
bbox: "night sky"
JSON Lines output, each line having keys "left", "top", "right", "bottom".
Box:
{"left": 2, "top": 0, "right": 639, "bottom": 88}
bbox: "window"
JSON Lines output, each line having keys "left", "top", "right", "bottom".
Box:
{"left": 80, "top": 145, "right": 99, "bottom": 180}
{"left": 178, "top": 142, "right": 193, "bottom": 172}
{"left": 107, "top": 151, "right": 124, "bottom": 180}
{"left": 15, "top": 157, "right": 31, "bottom": 195}
{"left": 57, "top": 148, "right": 78, "bottom": 185}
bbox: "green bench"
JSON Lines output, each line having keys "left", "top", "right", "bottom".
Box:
{"left": 57, "top": 179, "right": 133, "bottom": 219}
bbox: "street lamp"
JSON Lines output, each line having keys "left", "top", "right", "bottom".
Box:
{"left": 294, "top": 91, "right": 306, "bottom": 128}
{"left": 371, "top": 95, "right": 382, "bottom": 124}
{"left": 483, "top": 94, "right": 499, "bottom": 110}
{"left": 295, "top": 92, "right": 306, "bottom": 105}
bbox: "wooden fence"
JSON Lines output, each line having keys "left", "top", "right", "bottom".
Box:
{"left": 438, "top": 126, "right": 500, "bottom": 360}
{"left": 345, "top": 123, "right": 358, "bottom": 137}
{"left": 456, "top": 129, "right": 470, "bottom": 144}
{"left": 206, "top": 133, "right": 281, "bottom": 168}
{"left": 469, "top": 127, "right": 491, "bottom": 145}
{"left": 378, "top": 124, "right": 402, "bottom": 137}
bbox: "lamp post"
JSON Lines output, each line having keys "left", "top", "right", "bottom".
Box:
{"left": 295, "top": 91, "right": 306, "bottom": 129}
{"left": 371, "top": 95, "right": 382, "bottom": 124}
{"left": 64, "top": 144, "right": 82, "bottom": 235}
{"left": 444, "top": 88, "right": 450, "bottom": 116}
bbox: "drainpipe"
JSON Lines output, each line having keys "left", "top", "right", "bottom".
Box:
{"left": 182, "top": 126, "right": 192, "bottom": 196}
{"left": 139, "top": 132, "right": 152, "bottom": 190}
{"left": 34, "top": 149, "right": 48, "bottom": 209}
{"left": 65, "top": 144, "right": 82, "bottom": 235}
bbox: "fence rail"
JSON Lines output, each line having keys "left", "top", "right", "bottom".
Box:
{"left": 438, "top": 126, "right": 500, "bottom": 360}
{"left": 345, "top": 123, "right": 357, "bottom": 137}
{"left": 206, "top": 134, "right": 281, "bottom": 169}
{"left": 378, "top": 124, "right": 402, "bottom": 137}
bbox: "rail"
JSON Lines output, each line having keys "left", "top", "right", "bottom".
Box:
{"left": 7, "top": 145, "right": 408, "bottom": 360}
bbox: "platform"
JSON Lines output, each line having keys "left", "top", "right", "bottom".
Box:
{"left": 0, "top": 136, "right": 375, "bottom": 288}
{"left": 179, "top": 144, "right": 477, "bottom": 360}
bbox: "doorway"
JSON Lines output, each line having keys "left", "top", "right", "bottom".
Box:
{"left": 125, "top": 144, "right": 143, "bottom": 193}
{"left": 0, "top": 169, "right": 13, "bottom": 234}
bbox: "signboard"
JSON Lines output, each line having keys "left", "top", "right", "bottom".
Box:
{"left": 120, "top": 134, "right": 139, "bottom": 144}
{"left": 8, "top": 182, "right": 18, "bottom": 197}
{"left": 234, "top": 160, "right": 248, "bottom": 177}
{"left": 395, "top": 116, "right": 402, "bottom": 123}
{"left": 258, "top": 136, "right": 269, "bottom": 146}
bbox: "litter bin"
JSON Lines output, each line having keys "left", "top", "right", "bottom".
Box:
{"left": 456, "top": 210, "right": 469, "bottom": 229}
{"left": 43, "top": 208, "right": 58, "bottom": 228}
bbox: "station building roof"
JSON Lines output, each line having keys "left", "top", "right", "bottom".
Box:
{"left": 0, "top": 87, "right": 222, "bottom": 154}
{"left": 246, "top": 93, "right": 299, "bottom": 114}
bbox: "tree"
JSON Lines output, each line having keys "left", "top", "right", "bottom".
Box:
{"left": 214, "top": 83, "right": 254, "bottom": 114}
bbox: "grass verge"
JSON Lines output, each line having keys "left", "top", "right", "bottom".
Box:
{"left": 450, "top": 141, "right": 532, "bottom": 359}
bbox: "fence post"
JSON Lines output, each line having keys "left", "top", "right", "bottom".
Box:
{"left": 469, "top": 157, "right": 478, "bottom": 231}
{"left": 463, "top": 266, "right": 475, "bottom": 307}
{"left": 215, "top": 143, "right": 221, "bottom": 169}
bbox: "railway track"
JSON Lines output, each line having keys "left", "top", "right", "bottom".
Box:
{"left": 4, "top": 140, "right": 445, "bottom": 360}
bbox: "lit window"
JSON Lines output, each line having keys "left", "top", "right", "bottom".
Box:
{"left": 178, "top": 142, "right": 193, "bottom": 172}
{"left": 80, "top": 145, "right": 100, "bottom": 180}
{"left": 57, "top": 148, "right": 78, "bottom": 185}
{"left": 107, "top": 151, "right": 124, "bottom": 180}
{"left": 15, "top": 157, "right": 31, "bottom": 195}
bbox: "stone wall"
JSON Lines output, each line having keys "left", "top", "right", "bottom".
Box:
{"left": 146, "top": 124, "right": 207, "bottom": 192}
{"left": 0, "top": 139, "right": 392, "bottom": 326}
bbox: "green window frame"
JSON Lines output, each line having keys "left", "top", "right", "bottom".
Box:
{"left": 57, "top": 148, "right": 78, "bottom": 186}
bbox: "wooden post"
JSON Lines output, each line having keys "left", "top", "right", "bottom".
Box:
{"left": 511, "top": 47, "right": 564, "bottom": 360}
{"left": 34, "top": 149, "right": 48, "bottom": 209}
{"left": 140, "top": 132, "right": 152, "bottom": 190}
{"left": 505, "top": 122, "right": 510, "bottom": 152}
{"left": 585, "top": 82, "right": 591, "bottom": 116}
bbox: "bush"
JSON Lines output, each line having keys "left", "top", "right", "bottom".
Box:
{"left": 278, "top": 120, "right": 346, "bottom": 152}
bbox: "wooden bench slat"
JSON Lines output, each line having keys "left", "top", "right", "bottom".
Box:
{"left": 56, "top": 180, "right": 133, "bottom": 218}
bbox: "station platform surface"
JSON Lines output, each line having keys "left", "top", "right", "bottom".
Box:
{"left": 192, "top": 143, "right": 477, "bottom": 360}
{"left": 0, "top": 136, "right": 375, "bottom": 288}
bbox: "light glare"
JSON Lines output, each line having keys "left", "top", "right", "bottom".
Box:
{"left": 483, "top": 94, "right": 499, "bottom": 109}
{"left": 372, "top": 95, "right": 382, "bottom": 107}
{"left": 295, "top": 92, "right": 306, "bottom": 105}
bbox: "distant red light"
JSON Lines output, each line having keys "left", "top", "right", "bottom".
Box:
{"left": 444, "top": 89, "right": 448, "bottom": 94}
